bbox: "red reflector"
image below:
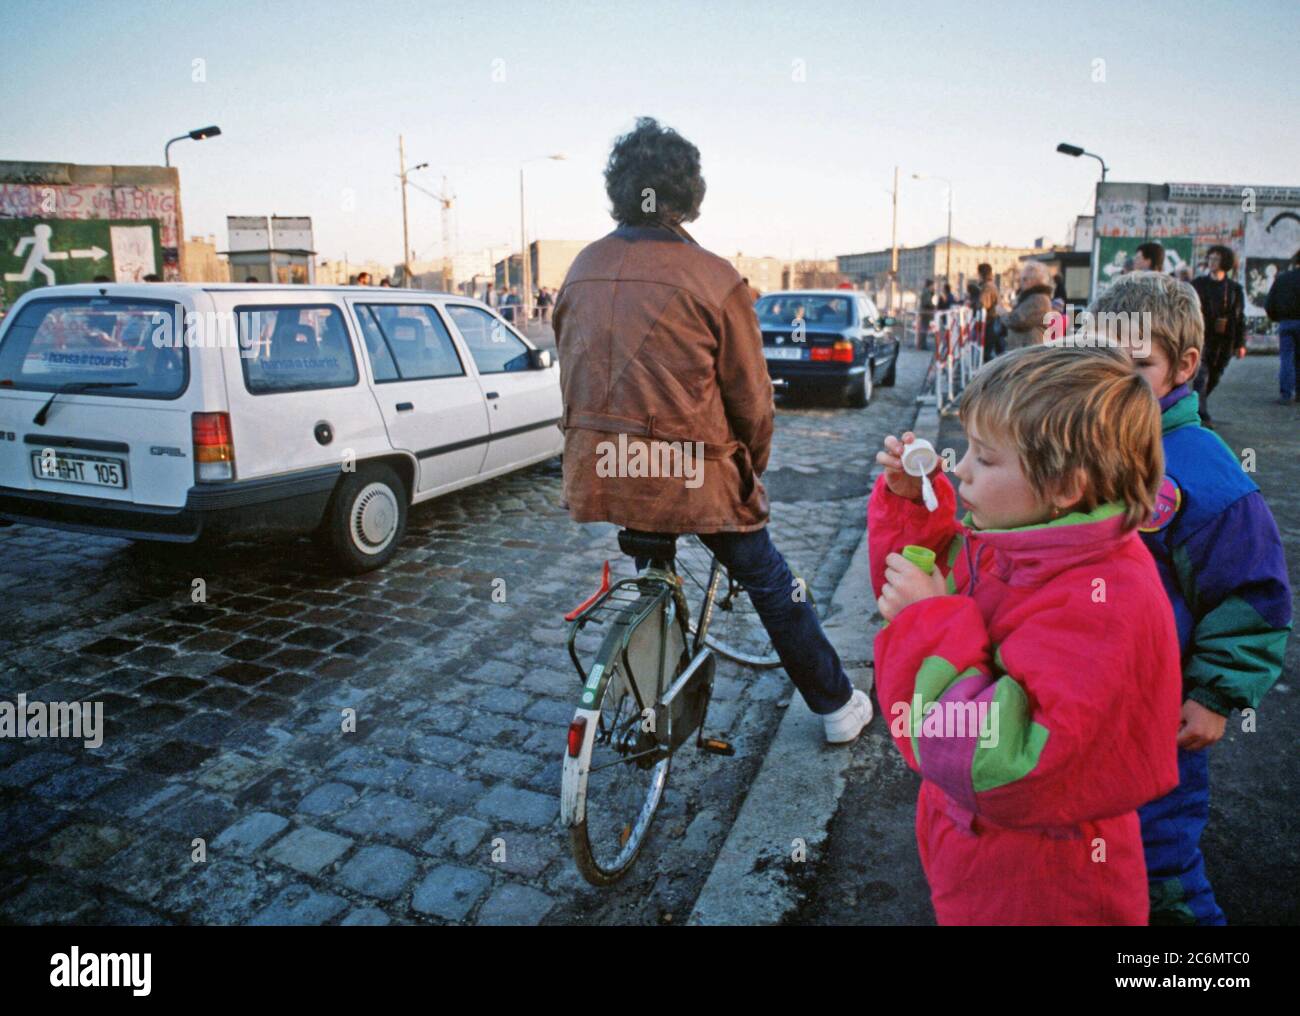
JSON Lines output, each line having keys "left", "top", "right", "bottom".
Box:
{"left": 809, "top": 347, "right": 832, "bottom": 362}
{"left": 567, "top": 717, "right": 587, "bottom": 757}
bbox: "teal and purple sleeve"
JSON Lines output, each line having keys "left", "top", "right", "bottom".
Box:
{"left": 1177, "top": 491, "right": 1292, "bottom": 715}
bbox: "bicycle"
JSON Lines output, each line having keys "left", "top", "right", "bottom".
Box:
{"left": 559, "top": 529, "right": 812, "bottom": 886}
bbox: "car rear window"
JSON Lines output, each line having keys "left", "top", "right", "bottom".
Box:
{"left": 0, "top": 296, "right": 186, "bottom": 398}
{"left": 237, "top": 305, "right": 358, "bottom": 394}
{"left": 755, "top": 295, "right": 853, "bottom": 327}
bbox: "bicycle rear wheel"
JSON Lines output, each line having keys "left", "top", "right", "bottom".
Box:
{"left": 562, "top": 589, "right": 681, "bottom": 886}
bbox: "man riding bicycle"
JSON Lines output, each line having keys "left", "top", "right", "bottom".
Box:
{"left": 552, "top": 117, "right": 872, "bottom": 745}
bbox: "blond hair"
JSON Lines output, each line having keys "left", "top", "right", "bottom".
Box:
{"left": 1088, "top": 271, "right": 1204, "bottom": 385}
{"left": 959, "top": 345, "right": 1163, "bottom": 529}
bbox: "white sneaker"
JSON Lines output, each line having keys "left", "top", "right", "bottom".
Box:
{"left": 823, "top": 688, "right": 873, "bottom": 744}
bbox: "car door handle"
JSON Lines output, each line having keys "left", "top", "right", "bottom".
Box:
{"left": 396, "top": 402, "right": 414, "bottom": 412}
{"left": 485, "top": 391, "right": 499, "bottom": 400}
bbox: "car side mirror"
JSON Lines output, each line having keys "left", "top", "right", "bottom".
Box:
{"left": 529, "top": 347, "right": 553, "bottom": 369}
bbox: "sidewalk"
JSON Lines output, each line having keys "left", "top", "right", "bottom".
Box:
{"left": 696, "top": 351, "right": 1299, "bottom": 925}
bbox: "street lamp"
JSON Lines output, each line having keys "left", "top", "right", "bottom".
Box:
{"left": 913, "top": 173, "right": 953, "bottom": 287}
{"left": 1055, "top": 142, "right": 1108, "bottom": 181}
{"left": 520, "top": 154, "right": 566, "bottom": 326}
{"left": 164, "top": 125, "right": 221, "bottom": 167}
{"left": 396, "top": 135, "right": 429, "bottom": 286}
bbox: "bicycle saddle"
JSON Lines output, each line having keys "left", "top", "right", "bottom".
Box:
{"left": 616, "top": 529, "right": 677, "bottom": 563}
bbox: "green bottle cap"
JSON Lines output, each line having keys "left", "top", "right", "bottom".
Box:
{"left": 902, "top": 545, "right": 936, "bottom": 574}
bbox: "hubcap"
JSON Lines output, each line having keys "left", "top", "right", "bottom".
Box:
{"left": 350, "top": 482, "right": 398, "bottom": 554}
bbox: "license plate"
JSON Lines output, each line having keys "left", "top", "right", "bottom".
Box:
{"left": 763, "top": 346, "right": 805, "bottom": 361}
{"left": 31, "top": 451, "right": 127, "bottom": 489}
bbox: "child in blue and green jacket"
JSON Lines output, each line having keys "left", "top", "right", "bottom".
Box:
{"left": 1091, "top": 272, "right": 1293, "bottom": 925}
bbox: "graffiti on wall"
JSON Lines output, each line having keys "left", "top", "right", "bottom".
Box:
{"left": 0, "top": 182, "right": 180, "bottom": 300}
{"left": 1095, "top": 191, "right": 1300, "bottom": 319}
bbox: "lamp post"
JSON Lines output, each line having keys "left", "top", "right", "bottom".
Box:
{"left": 164, "top": 125, "right": 221, "bottom": 167}
{"left": 397, "top": 136, "right": 429, "bottom": 287}
{"left": 519, "top": 154, "right": 566, "bottom": 327}
{"left": 1055, "top": 142, "right": 1108, "bottom": 181}
{"left": 913, "top": 173, "right": 953, "bottom": 286}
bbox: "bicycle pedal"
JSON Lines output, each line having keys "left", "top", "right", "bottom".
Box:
{"left": 700, "top": 737, "right": 735, "bottom": 757}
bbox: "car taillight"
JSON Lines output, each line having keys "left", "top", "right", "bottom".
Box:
{"left": 192, "top": 412, "right": 235, "bottom": 481}
{"left": 810, "top": 341, "right": 855, "bottom": 363}
{"left": 567, "top": 717, "right": 587, "bottom": 758}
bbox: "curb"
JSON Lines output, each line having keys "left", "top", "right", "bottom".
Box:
{"left": 687, "top": 394, "right": 943, "bottom": 926}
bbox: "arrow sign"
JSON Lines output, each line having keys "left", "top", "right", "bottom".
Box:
{"left": 71, "top": 246, "right": 108, "bottom": 260}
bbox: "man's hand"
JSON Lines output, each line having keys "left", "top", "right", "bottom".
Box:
{"left": 1177, "top": 698, "right": 1228, "bottom": 751}
{"left": 878, "top": 552, "right": 948, "bottom": 622}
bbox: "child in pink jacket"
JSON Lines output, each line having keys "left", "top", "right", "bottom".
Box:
{"left": 869, "top": 345, "right": 1182, "bottom": 925}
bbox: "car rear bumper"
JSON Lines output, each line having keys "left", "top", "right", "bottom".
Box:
{"left": 0, "top": 466, "right": 339, "bottom": 543}
{"left": 764, "top": 360, "right": 867, "bottom": 389}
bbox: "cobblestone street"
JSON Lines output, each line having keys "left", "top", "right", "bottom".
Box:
{"left": 0, "top": 351, "right": 929, "bottom": 926}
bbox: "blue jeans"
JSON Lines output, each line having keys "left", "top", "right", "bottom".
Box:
{"left": 1138, "top": 744, "right": 1226, "bottom": 926}
{"left": 640, "top": 527, "right": 853, "bottom": 715}
{"left": 1279, "top": 321, "right": 1300, "bottom": 399}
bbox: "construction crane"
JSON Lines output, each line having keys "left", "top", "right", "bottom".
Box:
{"left": 409, "top": 174, "right": 456, "bottom": 291}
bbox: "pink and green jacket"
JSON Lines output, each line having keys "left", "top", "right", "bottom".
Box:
{"left": 868, "top": 471, "right": 1182, "bottom": 924}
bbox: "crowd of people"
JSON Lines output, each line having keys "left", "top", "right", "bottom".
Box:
{"left": 911, "top": 239, "right": 1300, "bottom": 426}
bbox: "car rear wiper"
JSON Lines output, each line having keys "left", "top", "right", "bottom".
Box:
{"left": 33, "top": 381, "right": 138, "bottom": 426}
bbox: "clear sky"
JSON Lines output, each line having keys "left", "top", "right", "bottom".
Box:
{"left": 3, "top": 0, "right": 1296, "bottom": 267}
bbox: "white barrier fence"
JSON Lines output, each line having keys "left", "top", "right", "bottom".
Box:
{"left": 909, "top": 307, "right": 985, "bottom": 412}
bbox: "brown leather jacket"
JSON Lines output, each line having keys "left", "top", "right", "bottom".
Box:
{"left": 553, "top": 222, "right": 774, "bottom": 534}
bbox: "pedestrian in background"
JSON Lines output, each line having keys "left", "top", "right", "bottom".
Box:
{"left": 1191, "top": 245, "right": 1246, "bottom": 426}
{"left": 917, "top": 278, "right": 935, "bottom": 351}
{"left": 977, "top": 262, "right": 1003, "bottom": 357}
{"left": 357, "top": 271, "right": 372, "bottom": 286}
{"left": 1265, "top": 247, "right": 1300, "bottom": 404}
{"left": 484, "top": 282, "right": 495, "bottom": 308}
{"left": 1003, "top": 261, "right": 1054, "bottom": 349}
{"left": 1135, "top": 241, "right": 1165, "bottom": 273}
{"left": 380, "top": 277, "right": 392, "bottom": 287}
{"left": 937, "top": 281, "right": 954, "bottom": 311}
{"left": 538, "top": 286, "right": 554, "bottom": 324}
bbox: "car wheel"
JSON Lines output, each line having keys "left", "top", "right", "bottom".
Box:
{"left": 321, "top": 464, "right": 408, "bottom": 574}
{"left": 846, "top": 366, "right": 872, "bottom": 408}
{"left": 880, "top": 349, "right": 898, "bottom": 387}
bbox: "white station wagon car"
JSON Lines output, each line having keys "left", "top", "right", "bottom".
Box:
{"left": 0, "top": 283, "right": 563, "bottom": 572}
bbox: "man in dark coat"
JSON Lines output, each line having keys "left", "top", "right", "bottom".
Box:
{"left": 1191, "top": 245, "right": 1246, "bottom": 426}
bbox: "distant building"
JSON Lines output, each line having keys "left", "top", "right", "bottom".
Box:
{"left": 784, "top": 259, "right": 845, "bottom": 290}
{"left": 838, "top": 237, "right": 1042, "bottom": 298}
{"left": 224, "top": 215, "right": 316, "bottom": 284}
{"left": 723, "top": 254, "right": 785, "bottom": 294}
{"left": 182, "top": 234, "right": 229, "bottom": 283}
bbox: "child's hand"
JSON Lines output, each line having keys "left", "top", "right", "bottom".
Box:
{"left": 878, "top": 552, "right": 948, "bottom": 622}
{"left": 1177, "top": 699, "right": 1227, "bottom": 751}
{"left": 876, "top": 432, "right": 924, "bottom": 501}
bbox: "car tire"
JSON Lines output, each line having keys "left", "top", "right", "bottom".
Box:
{"left": 880, "top": 349, "right": 898, "bottom": 387}
{"left": 846, "top": 366, "right": 872, "bottom": 408}
{"left": 320, "top": 463, "right": 408, "bottom": 574}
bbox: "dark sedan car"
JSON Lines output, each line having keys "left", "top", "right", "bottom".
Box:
{"left": 755, "top": 290, "right": 899, "bottom": 406}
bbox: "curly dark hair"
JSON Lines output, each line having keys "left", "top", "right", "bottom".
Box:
{"left": 1206, "top": 244, "right": 1236, "bottom": 273}
{"left": 604, "top": 117, "right": 705, "bottom": 226}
